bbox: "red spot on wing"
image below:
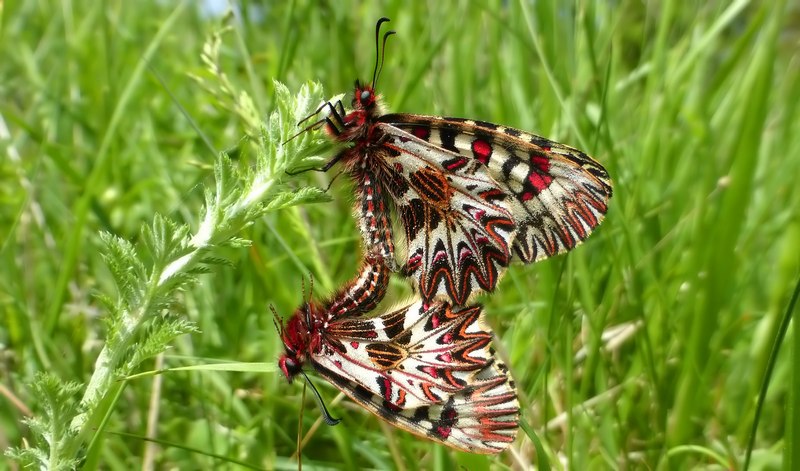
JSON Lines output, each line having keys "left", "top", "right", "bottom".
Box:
{"left": 382, "top": 378, "right": 393, "bottom": 400}
{"left": 531, "top": 153, "right": 550, "bottom": 173}
{"left": 527, "top": 153, "right": 554, "bottom": 192}
{"left": 436, "top": 426, "right": 452, "bottom": 438}
{"left": 350, "top": 341, "right": 360, "bottom": 349}
{"left": 528, "top": 172, "right": 553, "bottom": 192}
{"left": 421, "top": 366, "right": 439, "bottom": 378}
{"left": 472, "top": 139, "right": 492, "bottom": 164}
{"left": 442, "top": 332, "right": 453, "bottom": 344}
{"left": 412, "top": 126, "right": 431, "bottom": 140}
{"left": 445, "top": 157, "right": 468, "bottom": 170}
{"left": 407, "top": 253, "right": 423, "bottom": 271}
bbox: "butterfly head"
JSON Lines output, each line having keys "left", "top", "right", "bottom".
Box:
{"left": 278, "top": 352, "right": 302, "bottom": 383}
{"left": 352, "top": 80, "right": 379, "bottom": 112}
{"left": 275, "top": 305, "right": 311, "bottom": 383}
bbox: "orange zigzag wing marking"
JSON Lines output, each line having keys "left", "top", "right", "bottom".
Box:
{"left": 277, "top": 298, "right": 519, "bottom": 454}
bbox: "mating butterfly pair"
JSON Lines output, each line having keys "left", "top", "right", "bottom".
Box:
{"left": 275, "top": 17, "right": 611, "bottom": 454}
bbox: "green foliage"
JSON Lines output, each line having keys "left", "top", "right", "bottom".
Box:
{"left": 1, "top": 0, "right": 798, "bottom": 469}
{"left": 6, "top": 374, "right": 82, "bottom": 470}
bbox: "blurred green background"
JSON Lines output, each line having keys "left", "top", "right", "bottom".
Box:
{"left": 1, "top": 0, "right": 798, "bottom": 469}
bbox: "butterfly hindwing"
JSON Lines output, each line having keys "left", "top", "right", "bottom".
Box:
{"left": 372, "top": 125, "right": 517, "bottom": 305}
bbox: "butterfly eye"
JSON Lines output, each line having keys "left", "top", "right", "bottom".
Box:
{"left": 279, "top": 355, "right": 302, "bottom": 381}
{"left": 360, "top": 90, "right": 372, "bottom": 103}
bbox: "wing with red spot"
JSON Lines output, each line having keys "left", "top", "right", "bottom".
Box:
{"left": 381, "top": 114, "right": 612, "bottom": 263}
{"left": 312, "top": 300, "right": 519, "bottom": 454}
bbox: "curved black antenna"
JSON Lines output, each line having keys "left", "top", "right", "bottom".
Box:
{"left": 372, "top": 17, "right": 392, "bottom": 88}
{"left": 300, "top": 370, "right": 342, "bottom": 426}
{"left": 374, "top": 29, "right": 396, "bottom": 90}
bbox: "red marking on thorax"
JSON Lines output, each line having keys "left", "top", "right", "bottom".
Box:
{"left": 281, "top": 315, "right": 309, "bottom": 352}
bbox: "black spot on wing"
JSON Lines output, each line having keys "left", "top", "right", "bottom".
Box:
{"left": 501, "top": 153, "right": 523, "bottom": 179}
{"left": 438, "top": 128, "right": 459, "bottom": 153}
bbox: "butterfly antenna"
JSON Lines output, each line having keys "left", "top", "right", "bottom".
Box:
{"left": 300, "top": 370, "right": 342, "bottom": 426}
{"left": 375, "top": 29, "right": 396, "bottom": 90}
{"left": 299, "top": 274, "right": 313, "bottom": 303}
{"left": 372, "top": 17, "right": 392, "bottom": 88}
{"left": 269, "top": 304, "right": 283, "bottom": 335}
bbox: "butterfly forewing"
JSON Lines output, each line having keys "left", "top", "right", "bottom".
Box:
{"left": 380, "top": 114, "right": 613, "bottom": 263}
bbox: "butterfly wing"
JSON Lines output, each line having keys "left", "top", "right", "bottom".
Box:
{"left": 370, "top": 124, "right": 517, "bottom": 305}
{"left": 381, "top": 114, "right": 612, "bottom": 263}
{"left": 312, "top": 301, "right": 519, "bottom": 453}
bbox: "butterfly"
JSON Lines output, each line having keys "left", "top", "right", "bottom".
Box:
{"left": 275, "top": 282, "right": 520, "bottom": 454}
{"left": 300, "top": 17, "right": 612, "bottom": 306}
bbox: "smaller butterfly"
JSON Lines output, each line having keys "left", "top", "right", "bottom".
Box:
{"left": 275, "top": 268, "right": 519, "bottom": 454}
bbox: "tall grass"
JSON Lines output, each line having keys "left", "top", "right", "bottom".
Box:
{"left": 1, "top": 0, "right": 797, "bottom": 469}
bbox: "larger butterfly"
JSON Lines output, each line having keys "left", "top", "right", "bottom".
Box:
{"left": 302, "top": 17, "right": 612, "bottom": 305}
{"left": 275, "top": 275, "right": 519, "bottom": 454}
